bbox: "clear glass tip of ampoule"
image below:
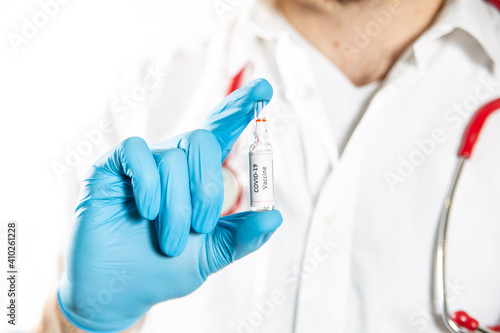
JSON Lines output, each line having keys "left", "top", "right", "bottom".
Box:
{"left": 255, "top": 100, "right": 264, "bottom": 120}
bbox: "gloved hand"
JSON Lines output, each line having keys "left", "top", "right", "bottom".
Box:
{"left": 57, "top": 79, "right": 282, "bottom": 332}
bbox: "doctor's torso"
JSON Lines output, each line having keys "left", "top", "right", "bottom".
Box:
{"left": 111, "top": 1, "right": 500, "bottom": 332}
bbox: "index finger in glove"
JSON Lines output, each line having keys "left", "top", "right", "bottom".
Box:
{"left": 96, "top": 136, "right": 161, "bottom": 220}
{"left": 202, "top": 78, "right": 273, "bottom": 162}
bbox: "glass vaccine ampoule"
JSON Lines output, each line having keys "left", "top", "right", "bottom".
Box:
{"left": 249, "top": 101, "right": 274, "bottom": 211}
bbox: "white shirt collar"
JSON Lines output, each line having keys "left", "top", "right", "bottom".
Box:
{"left": 414, "top": 0, "right": 500, "bottom": 69}
{"left": 236, "top": 0, "right": 500, "bottom": 71}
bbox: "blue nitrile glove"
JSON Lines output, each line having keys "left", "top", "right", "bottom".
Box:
{"left": 57, "top": 79, "right": 282, "bottom": 333}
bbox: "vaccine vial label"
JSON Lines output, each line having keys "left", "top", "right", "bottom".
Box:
{"left": 249, "top": 151, "right": 274, "bottom": 208}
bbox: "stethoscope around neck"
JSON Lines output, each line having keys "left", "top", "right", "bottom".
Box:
{"left": 436, "top": 98, "right": 500, "bottom": 333}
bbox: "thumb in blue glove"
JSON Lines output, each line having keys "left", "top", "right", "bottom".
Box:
{"left": 57, "top": 79, "right": 283, "bottom": 333}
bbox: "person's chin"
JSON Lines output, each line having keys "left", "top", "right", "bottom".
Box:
{"left": 286, "top": 0, "right": 366, "bottom": 12}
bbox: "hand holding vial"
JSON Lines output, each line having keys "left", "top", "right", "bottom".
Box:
{"left": 53, "top": 79, "right": 282, "bottom": 333}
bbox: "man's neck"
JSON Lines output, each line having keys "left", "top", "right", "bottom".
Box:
{"left": 279, "top": 0, "right": 446, "bottom": 86}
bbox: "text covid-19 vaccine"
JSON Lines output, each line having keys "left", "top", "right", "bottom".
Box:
{"left": 249, "top": 101, "right": 274, "bottom": 211}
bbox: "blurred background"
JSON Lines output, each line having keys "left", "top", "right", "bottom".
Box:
{"left": 0, "top": 0, "right": 241, "bottom": 331}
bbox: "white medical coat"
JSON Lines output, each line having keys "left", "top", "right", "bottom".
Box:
{"left": 76, "top": 0, "right": 500, "bottom": 332}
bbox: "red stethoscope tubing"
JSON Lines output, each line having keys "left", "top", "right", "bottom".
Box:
{"left": 458, "top": 98, "right": 500, "bottom": 158}
{"left": 220, "top": 67, "right": 247, "bottom": 216}
{"left": 486, "top": 0, "right": 500, "bottom": 11}
{"left": 438, "top": 98, "right": 500, "bottom": 333}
